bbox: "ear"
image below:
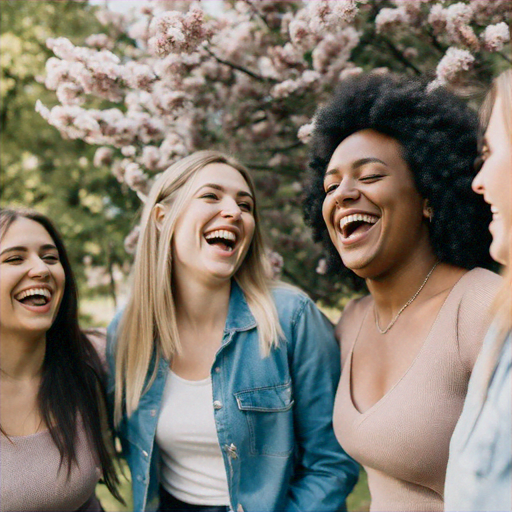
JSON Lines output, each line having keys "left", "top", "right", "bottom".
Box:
{"left": 153, "top": 203, "right": 167, "bottom": 231}
{"left": 423, "top": 199, "right": 433, "bottom": 221}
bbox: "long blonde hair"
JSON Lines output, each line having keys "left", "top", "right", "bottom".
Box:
{"left": 486, "top": 70, "right": 512, "bottom": 339}
{"left": 114, "top": 151, "right": 282, "bottom": 423}
{"left": 480, "top": 70, "right": 512, "bottom": 389}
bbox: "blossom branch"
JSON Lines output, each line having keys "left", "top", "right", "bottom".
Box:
{"left": 204, "top": 46, "right": 272, "bottom": 83}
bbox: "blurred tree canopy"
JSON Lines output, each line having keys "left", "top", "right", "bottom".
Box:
{"left": 1, "top": 0, "right": 140, "bottom": 305}
{"left": 2, "top": 1, "right": 510, "bottom": 308}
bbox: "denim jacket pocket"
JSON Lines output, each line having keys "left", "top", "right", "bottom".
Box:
{"left": 235, "top": 382, "right": 294, "bottom": 457}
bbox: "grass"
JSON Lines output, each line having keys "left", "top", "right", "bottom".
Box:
{"left": 96, "top": 465, "right": 370, "bottom": 512}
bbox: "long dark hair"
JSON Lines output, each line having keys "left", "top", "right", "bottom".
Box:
{"left": 0, "top": 208, "right": 122, "bottom": 502}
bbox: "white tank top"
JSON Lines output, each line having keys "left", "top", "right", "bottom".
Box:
{"left": 155, "top": 371, "right": 230, "bottom": 506}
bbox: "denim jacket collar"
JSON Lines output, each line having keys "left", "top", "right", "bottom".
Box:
{"left": 224, "top": 280, "right": 257, "bottom": 334}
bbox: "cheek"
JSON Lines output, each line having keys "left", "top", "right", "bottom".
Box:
{"left": 322, "top": 197, "right": 334, "bottom": 229}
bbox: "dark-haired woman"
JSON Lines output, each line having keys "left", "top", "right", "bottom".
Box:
{"left": 303, "top": 73, "right": 501, "bottom": 511}
{"left": 0, "top": 208, "right": 121, "bottom": 511}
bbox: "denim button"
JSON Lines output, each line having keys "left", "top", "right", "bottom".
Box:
{"left": 142, "top": 450, "right": 149, "bottom": 458}
{"left": 150, "top": 409, "right": 157, "bottom": 417}
{"left": 215, "top": 367, "right": 221, "bottom": 373}
{"left": 225, "top": 443, "right": 238, "bottom": 459}
{"left": 213, "top": 400, "right": 223, "bottom": 410}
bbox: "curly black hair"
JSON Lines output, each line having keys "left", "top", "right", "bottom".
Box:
{"left": 303, "top": 72, "right": 494, "bottom": 291}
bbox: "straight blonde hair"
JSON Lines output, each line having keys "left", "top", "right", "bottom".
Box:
{"left": 114, "top": 151, "right": 283, "bottom": 424}
{"left": 480, "top": 70, "right": 512, "bottom": 391}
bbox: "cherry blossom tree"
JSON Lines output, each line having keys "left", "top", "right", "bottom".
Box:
{"left": 37, "top": 0, "right": 511, "bottom": 304}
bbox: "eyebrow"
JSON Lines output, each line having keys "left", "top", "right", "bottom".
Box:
{"left": 0, "top": 244, "right": 57, "bottom": 257}
{"left": 197, "top": 183, "right": 254, "bottom": 200}
{"left": 324, "top": 157, "right": 388, "bottom": 179}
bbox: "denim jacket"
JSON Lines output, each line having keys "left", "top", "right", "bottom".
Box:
{"left": 445, "top": 329, "right": 511, "bottom": 512}
{"left": 107, "top": 283, "right": 358, "bottom": 512}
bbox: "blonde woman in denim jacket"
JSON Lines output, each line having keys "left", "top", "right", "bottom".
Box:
{"left": 107, "top": 151, "right": 358, "bottom": 512}
{"left": 445, "top": 70, "right": 512, "bottom": 511}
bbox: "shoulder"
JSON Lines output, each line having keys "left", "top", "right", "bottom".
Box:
{"left": 271, "top": 283, "right": 316, "bottom": 322}
{"left": 458, "top": 267, "right": 502, "bottom": 293}
{"left": 457, "top": 268, "right": 502, "bottom": 311}
{"left": 335, "top": 295, "right": 371, "bottom": 338}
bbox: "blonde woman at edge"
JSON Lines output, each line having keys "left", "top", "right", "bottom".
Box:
{"left": 445, "top": 69, "right": 512, "bottom": 511}
{"left": 106, "top": 151, "right": 358, "bottom": 512}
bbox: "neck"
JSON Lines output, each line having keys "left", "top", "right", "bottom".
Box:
{"left": 0, "top": 330, "right": 46, "bottom": 381}
{"left": 172, "top": 275, "right": 231, "bottom": 332}
{"left": 366, "top": 253, "right": 439, "bottom": 321}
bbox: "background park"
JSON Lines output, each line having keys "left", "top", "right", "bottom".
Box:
{"left": 1, "top": 0, "right": 510, "bottom": 509}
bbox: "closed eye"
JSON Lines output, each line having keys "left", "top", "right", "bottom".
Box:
{"left": 360, "top": 174, "right": 385, "bottom": 182}
{"left": 3, "top": 256, "right": 23, "bottom": 264}
{"left": 200, "top": 193, "right": 219, "bottom": 200}
{"left": 325, "top": 183, "right": 339, "bottom": 194}
{"left": 42, "top": 254, "right": 60, "bottom": 264}
{"left": 238, "top": 202, "right": 253, "bottom": 212}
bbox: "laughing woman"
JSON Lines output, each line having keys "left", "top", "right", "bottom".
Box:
{"left": 0, "top": 208, "right": 121, "bottom": 512}
{"left": 445, "top": 69, "right": 512, "bottom": 512}
{"left": 107, "top": 151, "right": 358, "bottom": 512}
{"left": 303, "top": 74, "right": 501, "bottom": 511}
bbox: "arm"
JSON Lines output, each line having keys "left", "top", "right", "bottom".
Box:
{"left": 283, "top": 298, "right": 359, "bottom": 512}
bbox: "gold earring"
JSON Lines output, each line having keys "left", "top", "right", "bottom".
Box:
{"left": 425, "top": 207, "right": 434, "bottom": 223}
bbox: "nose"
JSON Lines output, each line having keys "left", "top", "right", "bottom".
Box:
{"left": 28, "top": 256, "right": 51, "bottom": 279}
{"left": 221, "top": 198, "right": 242, "bottom": 220}
{"left": 471, "top": 168, "right": 485, "bottom": 195}
{"left": 332, "top": 178, "right": 360, "bottom": 205}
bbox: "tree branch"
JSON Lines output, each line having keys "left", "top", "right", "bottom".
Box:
{"left": 204, "top": 46, "right": 271, "bottom": 83}
{"left": 498, "top": 50, "right": 512, "bottom": 64}
{"left": 378, "top": 35, "right": 422, "bottom": 75}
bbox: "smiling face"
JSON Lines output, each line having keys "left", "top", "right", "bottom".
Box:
{"left": 322, "top": 129, "right": 430, "bottom": 278}
{"left": 0, "top": 217, "right": 65, "bottom": 341}
{"left": 472, "top": 95, "right": 512, "bottom": 266}
{"left": 170, "top": 163, "right": 256, "bottom": 285}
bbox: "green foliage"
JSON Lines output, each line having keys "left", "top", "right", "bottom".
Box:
{"left": 0, "top": 0, "right": 139, "bottom": 302}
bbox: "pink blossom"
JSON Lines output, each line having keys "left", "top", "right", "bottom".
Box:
{"left": 434, "top": 47, "right": 475, "bottom": 85}
{"left": 148, "top": 6, "right": 210, "bottom": 57}
{"left": 375, "top": 7, "right": 410, "bottom": 34}
{"left": 121, "top": 145, "right": 137, "bottom": 157}
{"left": 93, "top": 147, "right": 114, "bottom": 167}
{"left": 124, "top": 226, "right": 140, "bottom": 255}
{"left": 428, "top": 4, "right": 448, "bottom": 35}
{"left": 56, "top": 82, "right": 84, "bottom": 105}
{"left": 85, "top": 33, "right": 114, "bottom": 50}
{"left": 316, "top": 258, "right": 328, "bottom": 275}
{"left": 298, "top": 122, "right": 315, "bottom": 144}
{"left": 124, "top": 62, "right": 157, "bottom": 91}
{"left": 139, "top": 145, "right": 161, "bottom": 171}
{"left": 482, "top": 22, "right": 510, "bottom": 51}
{"left": 339, "top": 66, "right": 363, "bottom": 80}
{"left": 124, "top": 162, "right": 149, "bottom": 194}
{"left": 266, "top": 250, "right": 284, "bottom": 280}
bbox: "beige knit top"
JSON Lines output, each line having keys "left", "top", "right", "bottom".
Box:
{"left": 333, "top": 268, "right": 501, "bottom": 512}
{"left": 0, "top": 420, "right": 102, "bottom": 512}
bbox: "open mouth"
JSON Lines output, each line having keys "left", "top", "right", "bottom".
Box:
{"left": 339, "top": 213, "right": 379, "bottom": 241}
{"left": 204, "top": 229, "right": 237, "bottom": 253}
{"left": 14, "top": 288, "right": 52, "bottom": 307}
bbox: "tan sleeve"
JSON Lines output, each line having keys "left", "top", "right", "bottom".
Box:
{"left": 457, "top": 269, "right": 502, "bottom": 373}
{"left": 84, "top": 327, "right": 108, "bottom": 372}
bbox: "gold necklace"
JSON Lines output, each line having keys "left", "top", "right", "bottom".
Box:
{"left": 374, "top": 261, "right": 439, "bottom": 334}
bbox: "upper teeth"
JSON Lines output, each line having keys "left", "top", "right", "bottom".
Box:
{"left": 339, "top": 214, "right": 379, "bottom": 231}
{"left": 205, "top": 230, "right": 237, "bottom": 242}
{"left": 15, "top": 288, "right": 52, "bottom": 301}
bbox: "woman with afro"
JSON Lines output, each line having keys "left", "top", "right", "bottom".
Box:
{"left": 303, "top": 72, "right": 501, "bottom": 511}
